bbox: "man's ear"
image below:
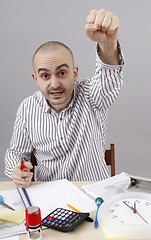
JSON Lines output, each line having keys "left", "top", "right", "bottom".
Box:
{"left": 32, "top": 73, "right": 39, "bottom": 87}
{"left": 73, "top": 66, "right": 78, "bottom": 82}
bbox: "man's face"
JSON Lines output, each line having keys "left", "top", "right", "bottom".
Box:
{"left": 32, "top": 47, "right": 78, "bottom": 113}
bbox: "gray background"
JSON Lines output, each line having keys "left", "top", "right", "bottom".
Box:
{"left": 0, "top": 0, "right": 151, "bottom": 181}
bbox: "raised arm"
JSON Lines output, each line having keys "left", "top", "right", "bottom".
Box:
{"left": 85, "top": 8, "right": 120, "bottom": 65}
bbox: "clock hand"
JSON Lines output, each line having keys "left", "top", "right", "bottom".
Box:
{"left": 134, "top": 202, "right": 136, "bottom": 213}
{"left": 131, "top": 206, "right": 148, "bottom": 224}
{"left": 123, "top": 201, "right": 132, "bottom": 210}
{"left": 122, "top": 201, "right": 148, "bottom": 224}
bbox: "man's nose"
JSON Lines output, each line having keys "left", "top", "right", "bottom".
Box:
{"left": 50, "top": 76, "right": 60, "bottom": 88}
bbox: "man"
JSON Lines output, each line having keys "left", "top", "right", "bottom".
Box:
{"left": 5, "top": 9, "right": 124, "bottom": 188}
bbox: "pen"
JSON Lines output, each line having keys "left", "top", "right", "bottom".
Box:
{"left": 20, "top": 159, "right": 32, "bottom": 207}
{"left": 21, "top": 160, "right": 24, "bottom": 171}
{"left": 67, "top": 204, "right": 93, "bottom": 222}
{"left": 21, "top": 159, "right": 25, "bottom": 183}
{"left": 17, "top": 188, "right": 32, "bottom": 208}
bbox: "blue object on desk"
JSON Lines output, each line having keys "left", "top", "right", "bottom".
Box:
{"left": 94, "top": 197, "right": 104, "bottom": 228}
{"left": 0, "top": 195, "right": 15, "bottom": 211}
{"left": 17, "top": 188, "right": 32, "bottom": 209}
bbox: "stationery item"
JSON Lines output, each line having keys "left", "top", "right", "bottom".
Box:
{"left": 25, "top": 206, "right": 42, "bottom": 240}
{"left": 0, "top": 179, "right": 96, "bottom": 239}
{"left": 21, "top": 160, "right": 24, "bottom": 171}
{"left": 0, "top": 195, "right": 15, "bottom": 211}
{"left": 17, "top": 188, "right": 32, "bottom": 209}
{"left": 67, "top": 204, "right": 81, "bottom": 213}
{"left": 82, "top": 172, "right": 130, "bottom": 199}
{"left": 0, "top": 188, "right": 26, "bottom": 239}
{"left": 26, "top": 179, "right": 96, "bottom": 219}
{"left": 42, "top": 207, "right": 89, "bottom": 232}
{"left": 67, "top": 204, "right": 93, "bottom": 222}
{"left": 0, "top": 210, "right": 25, "bottom": 224}
{"left": 19, "top": 159, "right": 32, "bottom": 209}
{"left": 94, "top": 197, "right": 104, "bottom": 228}
{"left": 21, "top": 159, "right": 24, "bottom": 183}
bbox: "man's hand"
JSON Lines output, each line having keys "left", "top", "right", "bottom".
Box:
{"left": 12, "top": 162, "right": 33, "bottom": 188}
{"left": 85, "top": 9, "right": 120, "bottom": 64}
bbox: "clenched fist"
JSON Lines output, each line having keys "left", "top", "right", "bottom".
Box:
{"left": 85, "top": 9, "right": 120, "bottom": 65}
{"left": 12, "top": 161, "right": 33, "bottom": 188}
{"left": 85, "top": 8, "right": 120, "bottom": 45}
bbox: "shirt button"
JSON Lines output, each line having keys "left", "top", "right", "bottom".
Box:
{"left": 61, "top": 137, "right": 63, "bottom": 140}
{"left": 60, "top": 118, "right": 63, "bottom": 121}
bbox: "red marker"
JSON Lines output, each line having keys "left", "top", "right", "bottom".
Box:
{"left": 21, "top": 160, "right": 24, "bottom": 171}
{"left": 21, "top": 160, "right": 24, "bottom": 183}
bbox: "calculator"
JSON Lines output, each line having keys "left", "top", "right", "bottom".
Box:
{"left": 42, "top": 207, "right": 90, "bottom": 232}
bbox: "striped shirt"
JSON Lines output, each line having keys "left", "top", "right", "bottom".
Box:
{"left": 4, "top": 47, "right": 124, "bottom": 181}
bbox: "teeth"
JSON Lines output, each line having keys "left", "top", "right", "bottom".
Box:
{"left": 52, "top": 92, "right": 61, "bottom": 95}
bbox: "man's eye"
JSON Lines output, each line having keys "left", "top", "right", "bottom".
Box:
{"left": 42, "top": 74, "right": 48, "bottom": 79}
{"left": 60, "top": 71, "right": 66, "bottom": 76}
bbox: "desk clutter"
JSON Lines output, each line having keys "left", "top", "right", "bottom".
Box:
{"left": 1, "top": 174, "right": 151, "bottom": 239}
{"left": 0, "top": 179, "right": 96, "bottom": 239}
{"left": 82, "top": 172, "right": 151, "bottom": 239}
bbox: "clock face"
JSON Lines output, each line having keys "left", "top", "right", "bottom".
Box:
{"left": 98, "top": 192, "right": 151, "bottom": 239}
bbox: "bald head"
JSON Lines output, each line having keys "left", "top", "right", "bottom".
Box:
{"left": 32, "top": 41, "right": 74, "bottom": 73}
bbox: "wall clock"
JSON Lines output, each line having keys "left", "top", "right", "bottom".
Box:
{"left": 98, "top": 191, "right": 151, "bottom": 239}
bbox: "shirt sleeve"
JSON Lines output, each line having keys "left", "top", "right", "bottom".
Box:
{"left": 4, "top": 103, "right": 33, "bottom": 179}
{"left": 89, "top": 42, "right": 125, "bottom": 112}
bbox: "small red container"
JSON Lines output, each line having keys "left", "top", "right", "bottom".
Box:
{"left": 25, "top": 206, "right": 42, "bottom": 240}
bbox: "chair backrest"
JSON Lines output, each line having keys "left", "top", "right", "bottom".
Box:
{"left": 30, "top": 152, "right": 37, "bottom": 181}
{"left": 30, "top": 143, "right": 116, "bottom": 180}
{"left": 105, "top": 144, "right": 115, "bottom": 177}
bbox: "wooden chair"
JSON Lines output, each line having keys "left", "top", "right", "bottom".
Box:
{"left": 30, "top": 152, "right": 37, "bottom": 181}
{"left": 105, "top": 143, "right": 115, "bottom": 177}
{"left": 30, "top": 143, "right": 115, "bottom": 180}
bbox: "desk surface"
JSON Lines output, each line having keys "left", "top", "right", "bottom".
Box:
{"left": 0, "top": 181, "right": 106, "bottom": 240}
{"left": 1, "top": 182, "right": 151, "bottom": 240}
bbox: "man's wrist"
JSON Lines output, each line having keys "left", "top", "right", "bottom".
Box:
{"left": 98, "top": 41, "right": 118, "bottom": 53}
{"left": 97, "top": 41, "right": 120, "bottom": 65}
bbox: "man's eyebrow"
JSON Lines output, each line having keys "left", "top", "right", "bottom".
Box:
{"left": 38, "top": 68, "right": 50, "bottom": 74}
{"left": 37, "top": 64, "right": 69, "bottom": 74}
{"left": 56, "top": 63, "right": 69, "bottom": 70}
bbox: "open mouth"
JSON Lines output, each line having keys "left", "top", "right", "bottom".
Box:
{"left": 49, "top": 91, "right": 64, "bottom": 98}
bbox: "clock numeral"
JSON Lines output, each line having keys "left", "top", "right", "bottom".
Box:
{"left": 109, "top": 209, "right": 115, "bottom": 213}
{"left": 112, "top": 215, "right": 117, "bottom": 219}
{"left": 145, "top": 202, "right": 151, "bottom": 206}
{"left": 124, "top": 200, "right": 130, "bottom": 205}
{"left": 135, "top": 200, "right": 140, "bottom": 204}
{"left": 114, "top": 203, "right": 119, "bottom": 208}
{"left": 120, "top": 221, "right": 125, "bottom": 224}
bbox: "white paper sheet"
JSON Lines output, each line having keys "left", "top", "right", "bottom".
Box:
{"left": 2, "top": 236, "right": 19, "bottom": 240}
{"left": 27, "top": 179, "right": 96, "bottom": 218}
{"left": 82, "top": 172, "right": 131, "bottom": 200}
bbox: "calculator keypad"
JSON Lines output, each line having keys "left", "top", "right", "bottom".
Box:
{"left": 42, "top": 208, "right": 89, "bottom": 232}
